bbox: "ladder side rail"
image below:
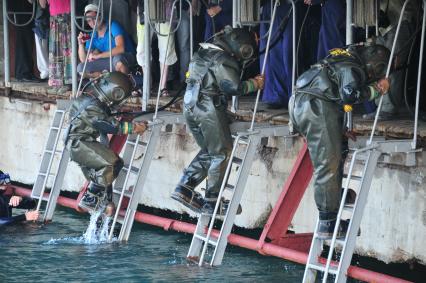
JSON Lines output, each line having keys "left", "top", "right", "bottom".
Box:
{"left": 120, "top": 123, "right": 163, "bottom": 241}
{"left": 334, "top": 150, "right": 381, "bottom": 283}
{"left": 35, "top": 110, "right": 66, "bottom": 211}
{"left": 210, "top": 135, "right": 260, "bottom": 266}
{"left": 322, "top": 148, "right": 364, "bottom": 280}
{"left": 197, "top": 134, "right": 245, "bottom": 265}
{"left": 302, "top": 219, "right": 322, "bottom": 283}
{"left": 187, "top": 215, "right": 211, "bottom": 258}
{"left": 109, "top": 134, "right": 143, "bottom": 240}
{"left": 112, "top": 137, "right": 141, "bottom": 190}
{"left": 323, "top": 145, "right": 378, "bottom": 281}
{"left": 43, "top": 148, "right": 71, "bottom": 221}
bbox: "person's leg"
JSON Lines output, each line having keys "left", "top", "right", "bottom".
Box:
{"left": 291, "top": 94, "right": 343, "bottom": 236}
{"left": 196, "top": 96, "right": 233, "bottom": 211}
{"left": 15, "top": 24, "right": 34, "bottom": 80}
{"left": 34, "top": 34, "right": 49, "bottom": 80}
{"left": 176, "top": 9, "right": 191, "bottom": 82}
{"left": 157, "top": 23, "right": 178, "bottom": 94}
{"left": 70, "top": 140, "right": 123, "bottom": 210}
{"left": 317, "top": 0, "right": 346, "bottom": 60}
{"left": 171, "top": 106, "right": 211, "bottom": 212}
{"left": 112, "top": 53, "right": 136, "bottom": 74}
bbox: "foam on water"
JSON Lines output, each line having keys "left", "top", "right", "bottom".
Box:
{"left": 45, "top": 209, "right": 115, "bottom": 245}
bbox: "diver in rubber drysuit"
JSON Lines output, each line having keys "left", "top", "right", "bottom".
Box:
{"left": 289, "top": 45, "right": 390, "bottom": 238}
{"left": 66, "top": 71, "right": 147, "bottom": 213}
{"left": 171, "top": 26, "right": 265, "bottom": 214}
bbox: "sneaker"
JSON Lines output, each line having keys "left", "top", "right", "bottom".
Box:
{"left": 201, "top": 198, "right": 243, "bottom": 216}
{"left": 171, "top": 185, "right": 204, "bottom": 213}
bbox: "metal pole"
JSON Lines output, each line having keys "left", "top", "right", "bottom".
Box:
{"left": 291, "top": 0, "right": 296, "bottom": 93}
{"left": 346, "top": 0, "right": 353, "bottom": 44}
{"left": 412, "top": 0, "right": 426, "bottom": 149}
{"left": 375, "top": 0, "right": 379, "bottom": 36}
{"left": 3, "top": 0, "right": 10, "bottom": 87}
{"left": 142, "top": 0, "right": 151, "bottom": 111}
{"left": 108, "top": 0, "right": 113, "bottom": 72}
{"left": 231, "top": 0, "right": 239, "bottom": 112}
{"left": 71, "top": 0, "right": 77, "bottom": 95}
{"left": 186, "top": 0, "right": 193, "bottom": 59}
{"left": 346, "top": 0, "right": 353, "bottom": 131}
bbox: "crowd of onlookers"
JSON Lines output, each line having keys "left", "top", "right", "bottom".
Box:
{"left": 8, "top": 0, "right": 420, "bottom": 118}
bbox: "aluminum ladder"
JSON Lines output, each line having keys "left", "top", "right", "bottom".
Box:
{"left": 187, "top": 125, "right": 289, "bottom": 266}
{"left": 303, "top": 140, "right": 414, "bottom": 283}
{"left": 109, "top": 112, "right": 184, "bottom": 241}
{"left": 31, "top": 100, "right": 71, "bottom": 222}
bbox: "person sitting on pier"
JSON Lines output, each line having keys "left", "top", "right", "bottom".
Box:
{"left": 289, "top": 44, "right": 390, "bottom": 239}
{"left": 171, "top": 26, "right": 265, "bottom": 215}
{"left": 77, "top": 4, "right": 136, "bottom": 78}
{"left": 0, "top": 171, "right": 39, "bottom": 225}
{"left": 66, "top": 71, "right": 147, "bottom": 213}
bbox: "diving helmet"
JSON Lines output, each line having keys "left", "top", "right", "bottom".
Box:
{"left": 89, "top": 71, "right": 134, "bottom": 108}
{"left": 354, "top": 44, "right": 390, "bottom": 81}
{"left": 213, "top": 26, "right": 257, "bottom": 62}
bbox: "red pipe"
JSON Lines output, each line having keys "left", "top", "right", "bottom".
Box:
{"left": 16, "top": 186, "right": 411, "bottom": 283}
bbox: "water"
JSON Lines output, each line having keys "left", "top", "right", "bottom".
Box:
{"left": 0, "top": 207, "right": 305, "bottom": 282}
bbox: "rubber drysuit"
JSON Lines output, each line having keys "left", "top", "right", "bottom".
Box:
{"left": 171, "top": 26, "right": 264, "bottom": 214}
{"left": 67, "top": 71, "right": 147, "bottom": 212}
{"left": 289, "top": 45, "right": 390, "bottom": 237}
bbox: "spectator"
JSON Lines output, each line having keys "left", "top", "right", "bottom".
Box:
{"left": 136, "top": 0, "right": 178, "bottom": 97}
{"left": 363, "top": 0, "right": 418, "bottom": 120}
{"left": 33, "top": 0, "right": 50, "bottom": 82}
{"left": 77, "top": 4, "right": 136, "bottom": 78}
{"left": 43, "top": 0, "right": 72, "bottom": 94}
{"left": 259, "top": 0, "right": 306, "bottom": 109}
{"left": 203, "top": 0, "right": 232, "bottom": 41}
{"left": 10, "top": 0, "right": 40, "bottom": 82}
{"left": 0, "top": 171, "right": 39, "bottom": 226}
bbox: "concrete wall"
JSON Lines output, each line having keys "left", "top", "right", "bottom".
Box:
{"left": 1, "top": 97, "right": 425, "bottom": 265}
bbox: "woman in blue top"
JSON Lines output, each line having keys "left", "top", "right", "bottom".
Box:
{"left": 77, "top": 4, "right": 136, "bottom": 77}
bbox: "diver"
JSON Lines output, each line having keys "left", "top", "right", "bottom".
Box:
{"left": 289, "top": 44, "right": 390, "bottom": 239}
{"left": 0, "top": 171, "right": 39, "bottom": 225}
{"left": 171, "top": 26, "right": 265, "bottom": 215}
{"left": 66, "top": 71, "right": 147, "bottom": 214}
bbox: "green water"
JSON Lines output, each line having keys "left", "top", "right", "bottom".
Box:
{"left": 0, "top": 207, "right": 306, "bottom": 282}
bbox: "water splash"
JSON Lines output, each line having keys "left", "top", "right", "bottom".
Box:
{"left": 45, "top": 210, "right": 115, "bottom": 245}
{"left": 83, "top": 209, "right": 113, "bottom": 244}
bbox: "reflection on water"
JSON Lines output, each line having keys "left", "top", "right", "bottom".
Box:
{"left": 0, "top": 207, "right": 306, "bottom": 282}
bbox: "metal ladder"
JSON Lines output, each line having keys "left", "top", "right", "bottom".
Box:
{"left": 31, "top": 100, "right": 71, "bottom": 222}
{"left": 109, "top": 112, "right": 184, "bottom": 241}
{"left": 303, "top": 140, "right": 413, "bottom": 283}
{"left": 187, "top": 125, "right": 289, "bottom": 266}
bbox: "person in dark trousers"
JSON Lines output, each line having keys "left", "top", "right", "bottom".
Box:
{"left": 9, "top": 0, "right": 40, "bottom": 82}
{"left": 171, "top": 26, "right": 264, "bottom": 215}
{"left": 0, "top": 171, "right": 39, "bottom": 226}
{"left": 289, "top": 44, "right": 390, "bottom": 238}
{"left": 66, "top": 71, "right": 147, "bottom": 213}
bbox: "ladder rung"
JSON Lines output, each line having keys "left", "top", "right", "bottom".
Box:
{"left": 232, "top": 157, "right": 243, "bottom": 165}
{"left": 116, "top": 215, "right": 125, "bottom": 224}
{"left": 127, "top": 140, "right": 148, "bottom": 147}
{"left": 122, "top": 166, "right": 139, "bottom": 174}
{"left": 194, "top": 234, "right": 218, "bottom": 246}
{"left": 225, "top": 184, "right": 234, "bottom": 190}
{"left": 307, "top": 263, "right": 337, "bottom": 275}
{"left": 343, "top": 204, "right": 354, "bottom": 213}
{"left": 38, "top": 172, "right": 55, "bottom": 177}
{"left": 113, "top": 188, "right": 132, "bottom": 198}
{"left": 51, "top": 127, "right": 60, "bottom": 131}
{"left": 343, "top": 174, "right": 362, "bottom": 181}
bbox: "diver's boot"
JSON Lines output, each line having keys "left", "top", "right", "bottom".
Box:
{"left": 78, "top": 183, "right": 106, "bottom": 213}
{"left": 171, "top": 184, "right": 204, "bottom": 213}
